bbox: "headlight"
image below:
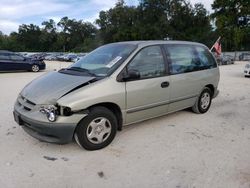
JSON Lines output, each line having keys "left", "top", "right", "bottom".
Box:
{"left": 39, "top": 105, "right": 58, "bottom": 122}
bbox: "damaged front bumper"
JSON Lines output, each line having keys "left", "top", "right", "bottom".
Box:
{"left": 13, "top": 100, "right": 87, "bottom": 144}
{"left": 14, "top": 110, "right": 76, "bottom": 144}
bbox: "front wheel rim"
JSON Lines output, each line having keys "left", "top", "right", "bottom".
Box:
{"left": 86, "top": 117, "right": 112, "bottom": 144}
{"left": 200, "top": 92, "right": 210, "bottom": 109}
{"left": 32, "top": 65, "right": 39, "bottom": 72}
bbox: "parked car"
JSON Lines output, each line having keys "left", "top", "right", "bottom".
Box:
{"left": 44, "top": 53, "right": 63, "bottom": 61}
{"left": 0, "top": 50, "right": 46, "bottom": 72}
{"left": 44, "top": 54, "right": 57, "bottom": 61}
{"left": 66, "top": 54, "right": 78, "bottom": 62}
{"left": 13, "top": 41, "right": 220, "bottom": 150}
{"left": 239, "top": 52, "right": 250, "bottom": 61}
{"left": 27, "top": 53, "right": 49, "bottom": 60}
{"left": 57, "top": 54, "right": 77, "bottom": 62}
{"left": 216, "top": 54, "right": 234, "bottom": 65}
{"left": 223, "top": 54, "right": 234, "bottom": 64}
{"left": 244, "top": 62, "right": 250, "bottom": 77}
{"left": 73, "top": 53, "right": 88, "bottom": 63}
{"left": 56, "top": 54, "right": 67, "bottom": 61}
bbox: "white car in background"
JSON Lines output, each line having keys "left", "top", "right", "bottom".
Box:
{"left": 244, "top": 62, "right": 250, "bottom": 77}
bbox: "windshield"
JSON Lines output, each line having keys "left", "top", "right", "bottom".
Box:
{"left": 69, "top": 43, "right": 137, "bottom": 76}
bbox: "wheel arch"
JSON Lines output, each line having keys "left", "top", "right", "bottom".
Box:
{"left": 204, "top": 84, "right": 215, "bottom": 97}
{"left": 80, "top": 102, "right": 123, "bottom": 131}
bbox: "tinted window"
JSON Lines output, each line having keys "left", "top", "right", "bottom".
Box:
{"left": 165, "top": 44, "right": 217, "bottom": 75}
{"left": 195, "top": 46, "right": 217, "bottom": 68}
{"left": 127, "top": 46, "right": 165, "bottom": 79}
{"left": 165, "top": 44, "right": 198, "bottom": 74}
{"left": 0, "top": 53, "right": 10, "bottom": 60}
{"left": 10, "top": 55, "right": 24, "bottom": 61}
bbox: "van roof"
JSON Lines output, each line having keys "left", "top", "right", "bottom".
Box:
{"left": 110, "top": 40, "right": 207, "bottom": 48}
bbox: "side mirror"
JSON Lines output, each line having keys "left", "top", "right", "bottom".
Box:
{"left": 118, "top": 69, "right": 140, "bottom": 82}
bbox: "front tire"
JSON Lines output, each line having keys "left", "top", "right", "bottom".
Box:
{"left": 74, "top": 107, "right": 117, "bottom": 150}
{"left": 31, "top": 64, "right": 40, "bottom": 72}
{"left": 192, "top": 87, "right": 212, "bottom": 114}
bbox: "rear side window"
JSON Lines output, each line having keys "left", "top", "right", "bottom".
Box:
{"left": 127, "top": 46, "right": 165, "bottom": 79}
{"left": 195, "top": 46, "right": 217, "bottom": 68}
{"left": 165, "top": 44, "right": 198, "bottom": 74}
{"left": 10, "top": 55, "right": 24, "bottom": 61}
{"left": 165, "top": 44, "right": 217, "bottom": 75}
{"left": 0, "top": 53, "right": 10, "bottom": 60}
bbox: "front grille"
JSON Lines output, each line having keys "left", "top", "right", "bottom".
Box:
{"left": 17, "top": 95, "right": 36, "bottom": 111}
{"left": 26, "top": 99, "right": 36, "bottom": 106}
{"left": 23, "top": 106, "right": 31, "bottom": 111}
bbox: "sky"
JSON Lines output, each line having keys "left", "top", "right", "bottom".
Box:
{"left": 0, "top": 0, "right": 214, "bottom": 35}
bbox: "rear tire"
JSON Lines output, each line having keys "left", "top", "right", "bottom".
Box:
{"left": 74, "top": 106, "right": 117, "bottom": 150}
{"left": 192, "top": 87, "right": 212, "bottom": 114}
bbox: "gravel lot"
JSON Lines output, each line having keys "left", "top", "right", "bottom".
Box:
{"left": 0, "top": 61, "right": 250, "bottom": 188}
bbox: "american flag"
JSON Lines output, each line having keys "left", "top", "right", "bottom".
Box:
{"left": 210, "top": 37, "right": 221, "bottom": 55}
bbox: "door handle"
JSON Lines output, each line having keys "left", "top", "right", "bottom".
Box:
{"left": 161, "top": 81, "right": 169, "bottom": 88}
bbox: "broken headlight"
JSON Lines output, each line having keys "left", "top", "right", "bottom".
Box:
{"left": 39, "top": 105, "right": 58, "bottom": 122}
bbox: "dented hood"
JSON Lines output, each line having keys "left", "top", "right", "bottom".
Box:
{"left": 21, "top": 71, "right": 95, "bottom": 104}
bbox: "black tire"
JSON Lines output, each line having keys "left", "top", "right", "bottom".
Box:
{"left": 192, "top": 87, "right": 212, "bottom": 114}
{"left": 74, "top": 106, "right": 117, "bottom": 150}
{"left": 31, "top": 64, "right": 40, "bottom": 72}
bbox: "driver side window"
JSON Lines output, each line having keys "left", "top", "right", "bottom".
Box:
{"left": 127, "top": 46, "right": 165, "bottom": 79}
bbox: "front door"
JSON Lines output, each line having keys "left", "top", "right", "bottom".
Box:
{"left": 9, "top": 54, "right": 29, "bottom": 70}
{"left": 0, "top": 53, "right": 12, "bottom": 71}
{"left": 124, "top": 45, "right": 170, "bottom": 124}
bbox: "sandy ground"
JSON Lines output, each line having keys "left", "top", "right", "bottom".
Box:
{"left": 0, "top": 61, "right": 250, "bottom": 188}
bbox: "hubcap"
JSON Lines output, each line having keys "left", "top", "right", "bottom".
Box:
{"left": 200, "top": 92, "right": 210, "bottom": 109}
{"left": 86, "top": 117, "right": 111, "bottom": 144}
{"left": 32, "top": 65, "right": 39, "bottom": 72}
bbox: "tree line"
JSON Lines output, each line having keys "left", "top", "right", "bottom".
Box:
{"left": 0, "top": 0, "right": 249, "bottom": 52}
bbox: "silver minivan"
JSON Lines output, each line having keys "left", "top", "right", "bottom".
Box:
{"left": 13, "top": 41, "right": 220, "bottom": 150}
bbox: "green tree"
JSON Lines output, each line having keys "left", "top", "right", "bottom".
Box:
{"left": 212, "top": 0, "right": 250, "bottom": 50}
{"left": 17, "top": 24, "right": 42, "bottom": 51}
{"left": 96, "top": 0, "right": 138, "bottom": 43}
{"left": 136, "top": 0, "right": 171, "bottom": 40}
{"left": 4, "top": 0, "right": 247, "bottom": 52}
{"left": 57, "top": 17, "right": 97, "bottom": 51}
{"left": 96, "top": 0, "right": 213, "bottom": 46}
{"left": 40, "top": 19, "right": 57, "bottom": 51}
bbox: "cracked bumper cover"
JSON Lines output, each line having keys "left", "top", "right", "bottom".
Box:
{"left": 13, "top": 110, "right": 79, "bottom": 144}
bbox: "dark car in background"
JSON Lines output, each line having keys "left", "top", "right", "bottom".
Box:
{"left": 57, "top": 54, "right": 78, "bottom": 62}
{"left": 0, "top": 50, "right": 46, "bottom": 72}
{"left": 44, "top": 53, "right": 63, "bottom": 61}
{"left": 216, "top": 54, "right": 234, "bottom": 65}
{"left": 239, "top": 53, "right": 250, "bottom": 61}
{"left": 26, "top": 53, "right": 49, "bottom": 60}
{"left": 221, "top": 54, "right": 234, "bottom": 65}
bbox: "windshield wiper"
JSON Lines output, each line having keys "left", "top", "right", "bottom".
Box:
{"left": 66, "top": 67, "right": 96, "bottom": 76}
